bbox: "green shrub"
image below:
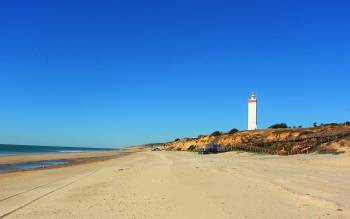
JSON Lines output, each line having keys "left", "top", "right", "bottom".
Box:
{"left": 227, "top": 128, "right": 239, "bottom": 134}
{"left": 268, "top": 123, "right": 288, "bottom": 129}
{"left": 320, "top": 123, "right": 340, "bottom": 127}
{"left": 210, "top": 131, "right": 222, "bottom": 137}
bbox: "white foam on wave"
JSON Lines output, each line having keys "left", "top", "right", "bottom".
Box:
{"left": 59, "top": 150, "right": 86, "bottom": 153}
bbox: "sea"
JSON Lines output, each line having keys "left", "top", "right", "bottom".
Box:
{"left": 0, "top": 144, "right": 116, "bottom": 173}
{"left": 0, "top": 144, "right": 114, "bottom": 156}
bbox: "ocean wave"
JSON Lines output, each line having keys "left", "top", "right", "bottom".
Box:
{"left": 58, "top": 150, "right": 85, "bottom": 153}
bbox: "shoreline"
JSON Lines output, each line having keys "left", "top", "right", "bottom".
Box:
{"left": 0, "top": 147, "right": 144, "bottom": 174}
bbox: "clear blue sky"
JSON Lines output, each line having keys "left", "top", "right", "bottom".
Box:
{"left": 0, "top": 0, "right": 349, "bottom": 147}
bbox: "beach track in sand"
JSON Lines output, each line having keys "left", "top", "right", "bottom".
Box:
{"left": 0, "top": 151, "right": 349, "bottom": 219}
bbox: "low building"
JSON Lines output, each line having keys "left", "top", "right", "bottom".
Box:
{"left": 199, "top": 143, "right": 226, "bottom": 154}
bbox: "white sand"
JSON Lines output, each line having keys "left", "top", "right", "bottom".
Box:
{"left": 0, "top": 151, "right": 349, "bottom": 219}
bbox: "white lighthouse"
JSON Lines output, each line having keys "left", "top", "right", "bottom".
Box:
{"left": 248, "top": 92, "right": 258, "bottom": 130}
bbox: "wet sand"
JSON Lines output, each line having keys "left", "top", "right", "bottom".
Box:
{"left": 0, "top": 150, "right": 126, "bottom": 165}
{"left": 0, "top": 150, "right": 349, "bottom": 218}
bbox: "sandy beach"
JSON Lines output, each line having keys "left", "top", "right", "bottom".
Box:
{"left": 0, "top": 150, "right": 349, "bottom": 219}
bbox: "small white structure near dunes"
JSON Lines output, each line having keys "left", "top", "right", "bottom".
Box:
{"left": 248, "top": 92, "right": 258, "bottom": 130}
{"left": 204, "top": 143, "right": 226, "bottom": 153}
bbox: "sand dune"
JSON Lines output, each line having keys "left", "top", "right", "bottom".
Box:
{"left": 0, "top": 151, "right": 349, "bottom": 218}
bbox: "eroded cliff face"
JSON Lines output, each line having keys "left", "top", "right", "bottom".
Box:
{"left": 163, "top": 126, "right": 350, "bottom": 154}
